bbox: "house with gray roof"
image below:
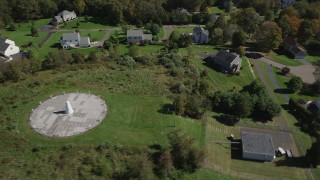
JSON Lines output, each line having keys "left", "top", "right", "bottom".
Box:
{"left": 212, "top": 50, "right": 242, "bottom": 73}
{"left": 0, "top": 38, "right": 20, "bottom": 58}
{"left": 60, "top": 32, "right": 90, "bottom": 49}
{"left": 241, "top": 131, "right": 275, "bottom": 161}
{"left": 192, "top": 26, "right": 209, "bottom": 44}
{"left": 282, "top": 38, "right": 307, "bottom": 59}
{"left": 127, "top": 29, "right": 152, "bottom": 43}
{"left": 281, "top": 0, "right": 296, "bottom": 9}
{"left": 51, "top": 10, "right": 77, "bottom": 26}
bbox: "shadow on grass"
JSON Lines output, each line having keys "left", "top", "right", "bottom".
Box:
{"left": 213, "top": 114, "right": 238, "bottom": 126}
{"left": 90, "top": 17, "right": 115, "bottom": 26}
{"left": 158, "top": 103, "right": 174, "bottom": 115}
{"left": 230, "top": 139, "right": 242, "bottom": 160}
{"left": 245, "top": 52, "right": 263, "bottom": 59}
{"left": 274, "top": 88, "right": 292, "bottom": 95}
{"left": 274, "top": 156, "right": 310, "bottom": 168}
{"left": 281, "top": 104, "right": 317, "bottom": 136}
{"left": 50, "top": 43, "right": 62, "bottom": 49}
{"left": 273, "top": 48, "right": 293, "bottom": 58}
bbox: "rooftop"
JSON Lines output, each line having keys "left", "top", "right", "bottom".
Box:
{"left": 193, "top": 26, "right": 209, "bottom": 35}
{"left": 215, "top": 50, "right": 239, "bottom": 64}
{"left": 62, "top": 32, "right": 80, "bottom": 41}
{"left": 58, "top": 10, "right": 75, "bottom": 16}
{"left": 0, "top": 42, "right": 10, "bottom": 53}
{"left": 241, "top": 131, "right": 275, "bottom": 156}
{"left": 127, "top": 29, "right": 144, "bottom": 37}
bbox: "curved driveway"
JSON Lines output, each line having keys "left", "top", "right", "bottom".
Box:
{"left": 256, "top": 56, "right": 316, "bottom": 84}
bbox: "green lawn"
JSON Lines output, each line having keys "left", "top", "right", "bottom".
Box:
{"left": 80, "top": 30, "right": 105, "bottom": 41}
{"left": 179, "top": 44, "right": 220, "bottom": 56}
{"left": 267, "top": 51, "right": 303, "bottom": 66}
{"left": 192, "top": 56, "right": 255, "bottom": 91}
{"left": 0, "top": 67, "right": 204, "bottom": 148}
{"left": 272, "top": 67, "right": 318, "bottom": 101}
{"left": 0, "top": 19, "right": 51, "bottom": 48}
{"left": 174, "top": 26, "right": 194, "bottom": 34}
{"left": 204, "top": 116, "right": 311, "bottom": 179}
{"left": 305, "top": 55, "right": 320, "bottom": 65}
{"left": 210, "top": 7, "right": 224, "bottom": 14}
{"left": 158, "top": 27, "right": 164, "bottom": 40}
{"left": 38, "top": 31, "right": 106, "bottom": 59}
{"left": 57, "top": 16, "right": 115, "bottom": 30}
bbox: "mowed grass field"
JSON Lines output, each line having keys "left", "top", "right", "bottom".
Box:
{"left": 193, "top": 56, "right": 255, "bottom": 90}
{"left": 0, "top": 19, "right": 50, "bottom": 47}
{"left": 0, "top": 66, "right": 205, "bottom": 150}
{"left": 209, "top": 6, "right": 224, "bottom": 14}
{"left": 203, "top": 117, "right": 312, "bottom": 179}
{"left": 305, "top": 55, "right": 320, "bottom": 65}
{"left": 38, "top": 30, "right": 106, "bottom": 59}
{"left": 57, "top": 16, "right": 115, "bottom": 30}
{"left": 267, "top": 51, "right": 303, "bottom": 66}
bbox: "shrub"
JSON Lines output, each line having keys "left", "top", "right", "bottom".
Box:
{"left": 288, "top": 76, "right": 303, "bottom": 93}
{"left": 116, "top": 55, "right": 136, "bottom": 68}
{"left": 170, "top": 67, "right": 185, "bottom": 77}
{"left": 281, "top": 66, "right": 290, "bottom": 75}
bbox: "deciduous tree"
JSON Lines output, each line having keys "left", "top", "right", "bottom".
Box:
{"left": 256, "top": 21, "right": 282, "bottom": 52}
{"left": 288, "top": 76, "right": 303, "bottom": 93}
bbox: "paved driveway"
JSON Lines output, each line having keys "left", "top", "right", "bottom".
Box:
{"left": 254, "top": 56, "right": 316, "bottom": 84}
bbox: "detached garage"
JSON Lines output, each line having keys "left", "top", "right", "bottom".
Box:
{"left": 241, "top": 131, "right": 275, "bottom": 161}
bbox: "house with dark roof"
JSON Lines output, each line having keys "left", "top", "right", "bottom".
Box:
{"left": 192, "top": 26, "right": 209, "bottom": 44}
{"left": 241, "top": 131, "right": 275, "bottom": 161}
{"left": 281, "top": 0, "right": 296, "bottom": 9}
{"left": 0, "top": 38, "right": 20, "bottom": 58}
{"left": 127, "top": 29, "right": 152, "bottom": 43}
{"left": 212, "top": 50, "right": 242, "bottom": 73}
{"left": 282, "top": 38, "right": 307, "bottom": 59}
{"left": 60, "top": 32, "right": 90, "bottom": 49}
{"left": 51, "top": 10, "right": 77, "bottom": 26}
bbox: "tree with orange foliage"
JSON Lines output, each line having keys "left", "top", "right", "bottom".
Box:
{"left": 287, "top": 16, "right": 302, "bottom": 37}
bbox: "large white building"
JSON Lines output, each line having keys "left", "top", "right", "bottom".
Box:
{"left": 0, "top": 38, "right": 20, "bottom": 58}
{"left": 60, "top": 32, "right": 90, "bottom": 49}
{"left": 241, "top": 131, "right": 275, "bottom": 161}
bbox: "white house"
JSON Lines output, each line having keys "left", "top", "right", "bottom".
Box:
{"left": 0, "top": 38, "right": 20, "bottom": 58}
{"left": 51, "top": 10, "right": 77, "bottom": 26}
{"left": 60, "top": 33, "right": 90, "bottom": 49}
{"left": 192, "top": 26, "right": 209, "bottom": 44}
{"left": 127, "top": 29, "right": 152, "bottom": 43}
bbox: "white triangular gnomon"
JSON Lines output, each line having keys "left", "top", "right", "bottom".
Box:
{"left": 64, "top": 101, "right": 74, "bottom": 115}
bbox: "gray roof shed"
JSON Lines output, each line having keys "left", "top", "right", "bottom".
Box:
{"left": 241, "top": 131, "right": 275, "bottom": 156}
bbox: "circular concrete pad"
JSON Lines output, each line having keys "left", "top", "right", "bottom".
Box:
{"left": 30, "top": 93, "right": 107, "bottom": 137}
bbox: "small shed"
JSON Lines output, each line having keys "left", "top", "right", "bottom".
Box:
{"left": 241, "top": 131, "right": 275, "bottom": 161}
